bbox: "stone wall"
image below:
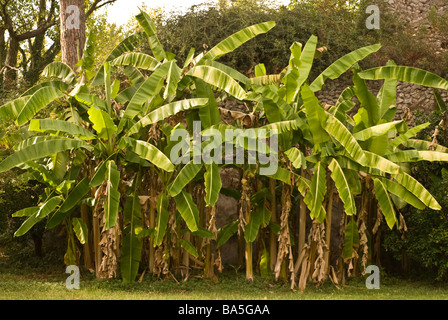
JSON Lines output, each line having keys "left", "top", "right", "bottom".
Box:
{"left": 316, "top": 0, "right": 448, "bottom": 116}
{"left": 316, "top": 78, "right": 448, "bottom": 118}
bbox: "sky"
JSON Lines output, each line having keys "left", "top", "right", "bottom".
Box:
{"left": 100, "top": 0, "right": 290, "bottom": 26}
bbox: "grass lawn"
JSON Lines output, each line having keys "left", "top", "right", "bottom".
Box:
{"left": 0, "top": 266, "right": 447, "bottom": 300}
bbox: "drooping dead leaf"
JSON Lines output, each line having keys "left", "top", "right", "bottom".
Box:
{"left": 219, "top": 107, "right": 254, "bottom": 128}
{"left": 274, "top": 184, "right": 293, "bottom": 280}
{"left": 372, "top": 208, "right": 383, "bottom": 234}
{"left": 310, "top": 221, "right": 327, "bottom": 287}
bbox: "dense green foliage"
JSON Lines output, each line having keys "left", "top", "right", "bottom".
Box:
{"left": 155, "top": 0, "right": 448, "bottom": 78}
{"left": 1, "top": 0, "right": 448, "bottom": 288}
{"left": 383, "top": 110, "right": 448, "bottom": 281}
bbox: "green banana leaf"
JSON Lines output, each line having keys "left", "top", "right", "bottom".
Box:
{"left": 12, "top": 207, "right": 39, "bottom": 218}
{"left": 14, "top": 211, "right": 42, "bottom": 237}
{"left": 16, "top": 86, "right": 65, "bottom": 126}
{"left": 182, "top": 47, "right": 195, "bottom": 71}
{"left": 174, "top": 190, "right": 199, "bottom": 232}
{"left": 216, "top": 219, "right": 239, "bottom": 248}
{"left": 191, "top": 226, "right": 215, "bottom": 239}
{"left": 392, "top": 150, "right": 448, "bottom": 163}
{"left": 0, "top": 96, "right": 29, "bottom": 121}
{"left": 199, "top": 60, "right": 250, "bottom": 86}
{"left": 36, "top": 196, "right": 63, "bottom": 219}
{"left": 377, "top": 60, "right": 398, "bottom": 119}
{"left": 343, "top": 217, "right": 359, "bottom": 260}
{"left": 392, "top": 171, "right": 441, "bottom": 210}
{"left": 120, "top": 61, "right": 170, "bottom": 124}
{"left": 199, "top": 21, "right": 276, "bottom": 63}
{"left": 30, "top": 119, "right": 96, "bottom": 140}
{"left": 72, "top": 217, "right": 88, "bottom": 245}
{"left": 79, "top": 31, "right": 96, "bottom": 79}
{"left": 358, "top": 65, "right": 448, "bottom": 90}
{"left": 135, "top": 11, "right": 166, "bottom": 61}
{"left": 20, "top": 80, "right": 69, "bottom": 97}
{"left": 87, "top": 106, "right": 117, "bottom": 141}
{"left": 112, "top": 52, "right": 159, "bottom": 71}
{"left": 329, "top": 159, "right": 356, "bottom": 216}
{"left": 363, "top": 151, "right": 401, "bottom": 175}
{"left": 403, "top": 139, "right": 448, "bottom": 153}
{"left": 104, "top": 160, "right": 121, "bottom": 229}
{"left": 264, "top": 167, "right": 292, "bottom": 185}
{"left": 89, "top": 154, "right": 117, "bottom": 188}
{"left": 167, "top": 161, "right": 202, "bottom": 197}
{"left": 103, "top": 62, "right": 113, "bottom": 115}
{"left": 121, "top": 184, "right": 143, "bottom": 284}
{"left": 154, "top": 192, "right": 169, "bottom": 246}
{"left": 377, "top": 177, "right": 425, "bottom": 210}
{"left": 353, "top": 70, "right": 380, "bottom": 126}
{"left": 353, "top": 120, "right": 403, "bottom": 141}
{"left": 434, "top": 89, "right": 448, "bottom": 113}
{"left": 310, "top": 162, "right": 327, "bottom": 222}
{"left": 386, "top": 123, "right": 430, "bottom": 152}
{"left": 42, "top": 61, "right": 76, "bottom": 84}
{"left": 301, "top": 84, "right": 330, "bottom": 145}
{"left": 249, "top": 74, "right": 282, "bottom": 86}
{"left": 373, "top": 178, "right": 397, "bottom": 229}
{"left": 332, "top": 86, "right": 356, "bottom": 124}
{"left": 195, "top": 79, "right": 222, "bottom": 129}
{"left": 46, "top": 178, "right": 91, "bottom": 229}
{"left": 284, "top": 147, "right": 306, "bottom": 169}
{"left": 164, "top": 60, "right": 182, "bottom": 99}
{"left": 121, "top": 137, "right": 175, "bottom": 172}
{"left": 322, "top": 111, "right": 368, "bottom": 167}
{"left": 188, "top": 65, "right": 247, "bottom": 100}
{"left": 91, "top": 33, "right": 142, "bottom": 86}
{"left": 204, "top": 163, "right": 222, "bottom": 207}
{"left": 310, "top": 43, "right": 382, "bottom": 92}
{"left": 75, "top": 93, "right": 108, "bottom": 112}
{"left": 15, "top": 196, "right": 62, "bottom": 237}
{"left": 286, "top": 35, "right": 317, "bottom": 104}
{"left": 127, "top": 98, "right": 208, "bottom": 136}
{"left": 179, "top": 238, "right": 199, "bottom": 258}
{"left": 52, "top": 151, "right": 68, "bottom": 182}
{"left": 0, "top": 138, "right": 92, "bottom": 173}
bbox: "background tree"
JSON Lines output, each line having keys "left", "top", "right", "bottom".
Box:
{"left": 0, "top": 0, "right": 117, "bottom": 95}
{"left": 59, "top": 0, "right": 118, "bottom": 72}
{"left": 0, "top": 0, "right": 58, "bottom": 90}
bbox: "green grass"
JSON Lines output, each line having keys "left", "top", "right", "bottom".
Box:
{"left": 0, "top": 267, "right": 447, "bottom": 300}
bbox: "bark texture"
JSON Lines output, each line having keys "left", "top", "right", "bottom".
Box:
{"left": 59, "top": 0, "right": 86, "bottom": 71}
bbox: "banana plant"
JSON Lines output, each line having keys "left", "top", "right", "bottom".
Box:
{"left": 3, "top": 7, "right": 447, "bottom": 290}
{"left": 239, "top": 36, "right": 382, "bottom": 285}
{"left": 120, "top": 12, "right": 276, "bottom": 280}
{"left": 241, "top": 32, "right": 448, "bottom": 289}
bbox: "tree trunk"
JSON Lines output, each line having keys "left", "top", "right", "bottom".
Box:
{"left": 324, "top": 182, "right": 334, "bottom": 275}
{"left": 93, "top": 214, "right": 101, "bottom": 277}
{"left": 268, "top": 178, "right": 277, "bottom": 272}
{"left": 81, "top": 203, "right": 93, "bottom": 271}
{"left": 59, "top": 0, "right": 86, "bottom": 71}
{"left": 0, "top": 27, "right": 6, "bottom": 88}
{"left": 4, "top": 37, "right": 19, "bottom": 90}
{"left": 148, "top": 170, "right": 156, "bottom": 273}
{"left": 242, "top": 176, "right": 253, "bottom": 281}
